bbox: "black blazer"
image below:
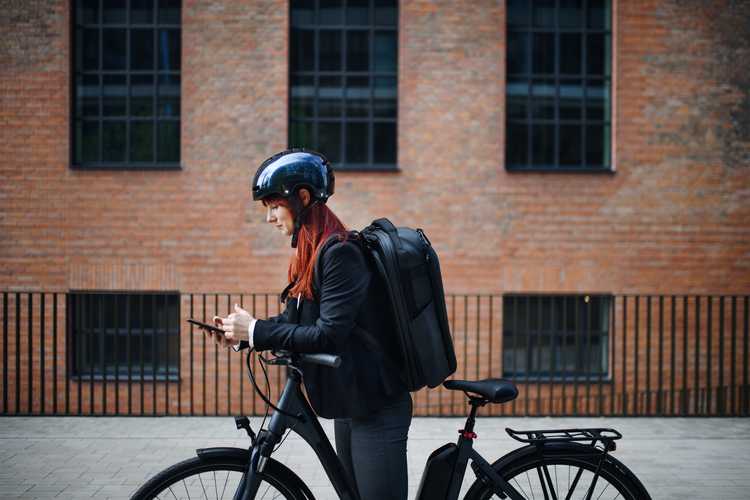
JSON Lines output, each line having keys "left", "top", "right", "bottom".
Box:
{"left": 253, "top": 239, "right": 405, "bottom": 419}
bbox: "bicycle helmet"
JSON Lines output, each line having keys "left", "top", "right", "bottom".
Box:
{"left": 251, "top": 149, "right": 334, "bottom": 203}
{"left": 251, "top": 149, "right": 335, "bottom": 248}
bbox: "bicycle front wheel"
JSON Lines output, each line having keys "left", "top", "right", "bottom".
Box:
{"left": 130, "top": 448, "right": 315, "bottom": 500}
{"left": 464, "top": 443, "right": 651, "bottom": 500}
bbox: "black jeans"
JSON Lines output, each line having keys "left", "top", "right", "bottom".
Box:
{"left": 334, "top": 391, "right": 413, "bottom": 500}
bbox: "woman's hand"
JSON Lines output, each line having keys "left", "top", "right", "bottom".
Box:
{"left": 209, "top": 304, "right": 255, "bottom": 349}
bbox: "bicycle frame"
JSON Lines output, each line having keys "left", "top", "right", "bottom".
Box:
{"left": 236, "top": 366, "right": 361, "bottom": 500}
{"left": 438, "top": 401, "right": 526, "bottom": 500}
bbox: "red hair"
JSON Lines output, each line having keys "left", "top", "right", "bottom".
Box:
{"left": 264, "top": 195, "right": 348, "bottom": 300}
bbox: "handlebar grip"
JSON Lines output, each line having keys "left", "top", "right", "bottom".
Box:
{"left": 298, "top": 353, "right": 342, "bottom": 368}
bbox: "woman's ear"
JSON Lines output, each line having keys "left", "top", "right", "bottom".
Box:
{"left": 298, "top": 188, "right": 312, "bottom": 208}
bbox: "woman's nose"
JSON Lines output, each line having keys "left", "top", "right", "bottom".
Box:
{"left": 266, "top": 209, "right": 274, "bottom": 223}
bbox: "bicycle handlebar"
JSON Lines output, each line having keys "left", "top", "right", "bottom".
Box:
{"left": 297, "top": 353, "right": 342, "bottom": 368}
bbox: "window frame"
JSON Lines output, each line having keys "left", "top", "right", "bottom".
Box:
{"left": 505, "top": 0, "right": 614, "bottom": 173}
{"left": 67, "top": 290, "right": 181, "bottom": 382}
{"left": 288, "top": 0, "right": 399, "bottom": 171}
{"left": 69, "top": 0, "right": 183, "bottom": 171}
{"left": 502, "top": 293, "right": 613, "bottom": 382}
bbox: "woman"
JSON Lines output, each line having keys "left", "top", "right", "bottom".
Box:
{"left": 204, "top": 149, "right": 412, "bottom": 500}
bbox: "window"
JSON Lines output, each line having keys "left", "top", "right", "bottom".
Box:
{"left": 506, "top": 0, "right": 611, "bottom": 171}
{"left": 289, "top": 0, "right": 398, "bottom": 170}
{"left": 68, "top": 292, "right": 180, "bottom": 380}
{"left": 72, "top": 0, "right": 181, "bottom": 168}
{"left": 503, "top": 294, "right": 611, "bottom": 380}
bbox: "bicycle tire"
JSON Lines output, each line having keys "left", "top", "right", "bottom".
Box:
{"left": 463, "top": 442, "right": 651, "bottom": 500}
{"left": 130, "top": 448, "right": 315, "bottom": 500}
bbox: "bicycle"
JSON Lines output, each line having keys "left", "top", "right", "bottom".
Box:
{"left": 131, "top": 350, "right": 652, "bottom": 500}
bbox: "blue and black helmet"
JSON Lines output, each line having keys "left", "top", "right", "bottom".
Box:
{"left": 251, "top": 149, "right": 335, "bottom": 203}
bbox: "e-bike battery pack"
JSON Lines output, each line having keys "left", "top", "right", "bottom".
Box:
{"left": 415, "top": 442, "right": 458, "bottom": 500}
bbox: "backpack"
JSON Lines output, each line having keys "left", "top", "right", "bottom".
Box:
{"left": 314, "top": 218, "right": 457, "bottom": 392}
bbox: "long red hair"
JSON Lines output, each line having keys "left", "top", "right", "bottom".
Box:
{"left": 264, "top": 195, "right": 348, "bottom": 300}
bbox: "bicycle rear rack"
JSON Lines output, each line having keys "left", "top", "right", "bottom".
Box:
{"left": 506, "top": 427, "right": 622, "bottom": 451}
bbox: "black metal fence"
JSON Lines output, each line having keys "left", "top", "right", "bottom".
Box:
{"left": 1, "top": 291, "right": 748, "bottom": 416}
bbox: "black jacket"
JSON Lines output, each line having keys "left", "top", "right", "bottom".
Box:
{"left": 253, "top": 239, "right": 405, "bottom": 419}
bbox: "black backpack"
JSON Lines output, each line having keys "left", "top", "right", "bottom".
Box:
{"left": 314, "top": 218, "right": 457, "bottom": 392}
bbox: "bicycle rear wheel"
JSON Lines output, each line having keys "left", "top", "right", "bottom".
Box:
{"left": 464, "top": 443, "right": 651, "bottom": 500}
{"left": 130, "top": 449, "right": 315, "bottom": 500}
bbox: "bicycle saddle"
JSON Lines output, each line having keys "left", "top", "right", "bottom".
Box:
{"left": 443, "top": 378, "right": 518, "bottom": 404}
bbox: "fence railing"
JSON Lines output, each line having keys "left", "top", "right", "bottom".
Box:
{"left": 1, "top": 291, "right": 748, "bottom": 416}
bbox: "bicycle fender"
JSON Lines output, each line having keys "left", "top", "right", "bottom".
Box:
{"left": 196, "top": 447, "right": 249, "bottom": 462}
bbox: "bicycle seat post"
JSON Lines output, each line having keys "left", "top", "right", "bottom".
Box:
{"left": 460, "top": 397, "right": 486, "bottom": 439}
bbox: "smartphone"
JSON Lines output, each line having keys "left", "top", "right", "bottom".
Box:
{"left": 187, "top": 318, "right": 225, "bottom": 334}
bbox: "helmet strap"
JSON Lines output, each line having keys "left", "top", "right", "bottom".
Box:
{"left": 289, "top": 195, "right": 320, "bottom": 249}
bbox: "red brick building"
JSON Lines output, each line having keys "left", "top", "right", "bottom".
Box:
{"left": 1, "top": 1, "right": 749, "bottom": 417}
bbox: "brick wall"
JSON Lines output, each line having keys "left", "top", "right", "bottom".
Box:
{"left": 1, "top": 0, "right": 749, "bottom": 416}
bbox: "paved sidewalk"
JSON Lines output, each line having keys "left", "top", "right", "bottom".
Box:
{"left": 0, "top": 416, "right": 748, "bottom": 499}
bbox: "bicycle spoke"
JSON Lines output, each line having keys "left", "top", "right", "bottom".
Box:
{"left": 554, "top": 465, "right": 559, "bottom": 498}
{"left": 166, "top": 485, "right": 179, "bottom": 500}
{"left": 595, "top": 481, "right": 611, "bottom": 500}
{"left": 219, "top": 470, "right": 231, "bottom": 499}
{"left": 182, "top": 478, "right": 191, "bottom": 499}
{"left": 565, "top": 467, "right": 583, "bottom": 500}
{"left": 512, "top": 476, "right": 531, "bottom": 499}
{"left": 198, "top": 473, "right": 209, "bottom": 499}
{"left": 525, "top": 470, "right": 536, "bottom": 500}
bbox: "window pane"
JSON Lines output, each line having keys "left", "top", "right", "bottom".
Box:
{"left": 346, "top": 122, "right": 369, "bottom": 163}
{"left": 346, "top": 30, "right": 369, "bottom": 71}
{"left": 588, "top": 0, "right": 610, "bottom": 29}
{"left": 131, "top": 75, "right": 154, "bottom": 116}
{"left": 158, "top": 29, "right": 181, "bottom": 70}
{"left": 347, "top": 0, "right": 369, "bottom": 24}
{"left": 77, "top": 120, "right": 100, "bottom": 163}
{"left": 131, "top": 122, "right": 154, "bottom": 162}
{"left": 158, "top": 74, "right": 180, "bottom": 116}
{"left": 559, "top": 0, "right": 584, "bottom": 28}
{"left": 102, "top": 121, "right": 127, "bottom": 162}
{"left": 103, "top": 29, "right": 127, "bottom": 70}
{"left": 586, "top": 33, "right": 609, "bottom": 75}
{"left": 506, "top": 123, "right": 528, "bottom": 166}
{"left": 531, "top": 80, "right": 555, "bottom": 120}
{"left": 291, "top": 29, "right": 315, "bottom": 72}
{"left": 103, "top": 0, "right": 126, "bottom": 24}
{"left": 559, "top": 79, "right": 583, "bottom": 119}
{"left": 318, "top": 76, "right": 343, "bottom": 117}
{"left": 532, "top": 33, "right": 554, "bottom": 74}
{"left": 157, "top": 121, "right": 180, "bottom": 162}
{"left": 507, "top": 31, "right": 529, "bottom": 75}
{"left": 78, "top": 28, "right": 99, "bottom": 71}
{"left": 291, "top": 0, "right": 314, "bottom": 26}
{"left": 131, "top": 29, "right": 154, "bottom": 70}
{"left": 585, "top": 79, "right": 607, "bottom": 120}
{"left": 78, "top": 0, "right": 99, "bottom": 24}
{"left": 559, "top": 124, "right": 582, "bottom": 166}
{"left": 533, "top": 0, "right": 555, "bottom": 27}
{"left": 318, "top": 122, "right": 341, "bottom": 163}
{"left": 131, "top": 0, "right": 154, "bottom": 24}
{"left": 374, "top": 0, "right": 397, "bottom": 26}
{"left": 290, "top": 120, "right": 314, "bottom": 148}
{"left": 507, "top": 0, "right": 529, "bottom": 26}
{"left": 77, "top": 74, "right": 100, "bottom": 117}
{"left": 560, "top": 33, "right": 581, "bottom": 75}
{"left": 319, "top": 30, "right": 342, "bottom": 71}
{"left": 291, "top": 75, "right": 315, "bottom": 118}
{"left": 586, "top": 124, "right": 609, "bottom": 167}
{"left": 374, "top": 122, "right": 396, "bottom": 164}
{"left": 346, "top": 76, "right": 370, "bottom": 117}
{"left": 158, "top": 0, "right": 181, "bottom": 24}
{"left": 374, "top": 31, "right": 397, "bottom": 72}
{"left": 506, "top": 78, "right": 529, "bottom": 119}
{"left": 319, "top": 0, "right": 343, "bottom": 24}
{"left": 373, "top": 76, "right": 396, "bottom": 118}
{"left": 103, "top": 75, "right": 127, "bottom": 116}
{"left": 531, "top": 124, "right": 554, "bottom": 165}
